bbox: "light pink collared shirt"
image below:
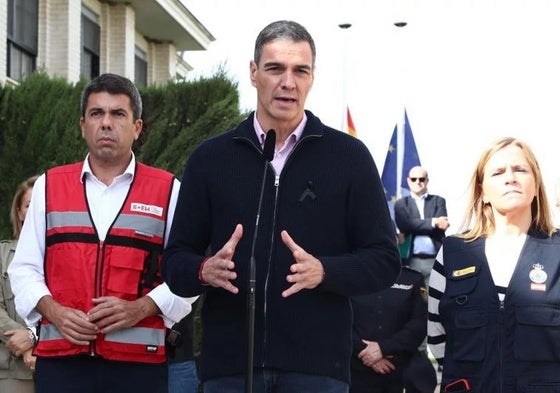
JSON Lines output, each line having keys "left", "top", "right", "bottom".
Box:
{"left": 253, "top": 113, "right": 307, "bottom": 175}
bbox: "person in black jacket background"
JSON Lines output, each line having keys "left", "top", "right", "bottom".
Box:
{"left": 351, "top": 266, "right": 436, "bottom": 393}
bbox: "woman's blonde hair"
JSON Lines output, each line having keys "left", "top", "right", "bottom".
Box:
{"left": 459, "top": 137, "right": 554, "bottom": 240}
{"left": 10, "top": 175, "right": 39, "bottom": 239}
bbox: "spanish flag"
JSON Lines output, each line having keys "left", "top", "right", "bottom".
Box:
{"left": 346, "top": 106, "right": 357, "bottom": 137}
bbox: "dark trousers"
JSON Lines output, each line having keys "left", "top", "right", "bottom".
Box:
{"left": 402, "top": 351, "right": 437, "bottom": 393}
{"left": 204, "top": 369, "right": 348, "bottom": 393}
{"left": 350, "top": 367, "right": 404, "bottom": 393}
{"left": 35, "top": 356, "right": 168, "bottom": 393}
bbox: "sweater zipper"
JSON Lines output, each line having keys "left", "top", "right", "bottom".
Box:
{"left": 238, "top": 132, "right": 319, "bottom": 365}
{"left": 262, "top": 173, "right": 280, "bottom": 364}
{"left": 261, "top": 135, "right": 318, "bottom": 364}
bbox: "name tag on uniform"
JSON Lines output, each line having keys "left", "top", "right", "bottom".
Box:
{"left": 452, "top": 266, "right": 476, "bottom": 277}
{"left": 390, "top": 283, "right": 414, "bottom": 290}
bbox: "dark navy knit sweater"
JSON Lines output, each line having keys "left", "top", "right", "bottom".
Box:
{"left": 162, "top": 110, "right": 400, "bottom": 384}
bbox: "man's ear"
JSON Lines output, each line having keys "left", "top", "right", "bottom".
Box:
{"left": 250, "top": 60, "right": 258, "bottom": 87}
{"left": 134, "top": 119, "right": 143, "bottom": 140}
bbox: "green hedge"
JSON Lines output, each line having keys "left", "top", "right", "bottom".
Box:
{"left": 0, "top": 70, "right": 246, "bottom": 239}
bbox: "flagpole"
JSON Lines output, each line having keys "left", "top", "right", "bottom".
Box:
{"left": 338, "top": 22, "right": 352, "bottom": 132}
{"left": 396, "top": 110, "right": 405, "bottom": 200}
{"left": 394, "top": 21, "right": 407, "bottom": 199}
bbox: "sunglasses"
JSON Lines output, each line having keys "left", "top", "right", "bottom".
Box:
{"left": 409, "top": 177, "right": 427, "bottom": 183}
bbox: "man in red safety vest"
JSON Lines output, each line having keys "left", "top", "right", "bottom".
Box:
{"left": 9, "top": 73, "right": 195, "bottom": 393}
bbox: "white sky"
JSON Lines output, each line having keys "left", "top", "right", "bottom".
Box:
{"left": 183, "top": 0, "right": 560, "bottom": 231}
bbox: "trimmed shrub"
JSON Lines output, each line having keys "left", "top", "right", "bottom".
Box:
{"left": 0, "top": 71, "right": 244, "bottom": 239}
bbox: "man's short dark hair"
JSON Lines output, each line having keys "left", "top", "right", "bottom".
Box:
{"left": 254, "top": 20, "right": 316, "bottom": 68}
{"left": 80, "top": 73, "right": 143, "bottom": 120}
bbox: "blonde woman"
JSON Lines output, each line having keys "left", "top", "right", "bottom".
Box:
{"left": 428, "top": 137, "right": 558, "bottom": 393}
{"left": 1, "top": 175, "right": 38, "bottom": 393}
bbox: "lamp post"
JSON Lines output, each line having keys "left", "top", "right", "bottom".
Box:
{"left": 393, "top": 20, "right": 407, "bottom": 200}
{"left": 338, "top": 22, "right": 352, "bottom": 132}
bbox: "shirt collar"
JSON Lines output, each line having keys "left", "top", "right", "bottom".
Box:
{"left": 411, "top": 192, "right": 429, "bottom": 201}
{"left": 253, "top": 112, "right": 307, "bottom": 148}
{"left": 81, "top": 153, "right": 136, "bottom": 184}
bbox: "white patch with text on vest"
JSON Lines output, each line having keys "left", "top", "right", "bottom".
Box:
{"left": 131, "top": 203, "right": 163, "bottom": 217}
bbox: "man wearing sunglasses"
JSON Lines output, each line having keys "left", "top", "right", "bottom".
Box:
{"left": 395, "top": 166, "right": 449, "bottom": 287}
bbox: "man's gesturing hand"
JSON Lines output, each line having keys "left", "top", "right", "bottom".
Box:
{"left": 281, "top": 230, "right": 325, "bottom": 298}
{"left": 199, "top": 224, "right": 243, "bottom": 294}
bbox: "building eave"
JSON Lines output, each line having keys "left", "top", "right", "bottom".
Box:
{"left": 109, "top": 0, "right": 215, "bottom": 50}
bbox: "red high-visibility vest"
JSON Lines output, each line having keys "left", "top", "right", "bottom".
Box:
{"left": 35, "top": 161, "right": 174, "bottom": 363}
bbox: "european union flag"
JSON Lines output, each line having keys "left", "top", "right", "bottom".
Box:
{"left": 381, "top": 109, "right": 421, "bottom": 220}
{"left": 381, "top": 109, "right": 421, "bottom": 259}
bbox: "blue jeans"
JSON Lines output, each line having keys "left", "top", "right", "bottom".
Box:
{"left": 169, "top": 360, "right": 199, "bottom": 393}
{"left": 203, "top": 369, "right": 349, "bottom": 393}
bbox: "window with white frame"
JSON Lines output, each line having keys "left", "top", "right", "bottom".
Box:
{"left": 135, "top": 47, "right": 148, "bottom": 86}
{"left": 81, "top": 7, "right": 100, "bottom": 81}
{"left": 7, "top": 0, "right": 38, "bottom": 81}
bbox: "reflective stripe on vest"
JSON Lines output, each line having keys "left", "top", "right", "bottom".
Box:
{"left": 47, "top": 211, "right": 165, "bottom": 239}
{"left": 47, "top": 211, "right": 92, "bottom": 229}
{"left": 105, "top": 327, "right": 165, "bottom": 346}
{"left": 40, "top": 323, "right": 165, "bottom": 346}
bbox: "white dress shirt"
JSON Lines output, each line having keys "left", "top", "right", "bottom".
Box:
{"left": 8, "top": 154, "right": 196, "bottom": 328}
{"left": 411, "top": 193, "right": 437, "bottom": 256}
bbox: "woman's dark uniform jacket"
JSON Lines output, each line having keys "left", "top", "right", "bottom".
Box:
{"left": 438, "top": 230, "right": 560, "bottom": 393}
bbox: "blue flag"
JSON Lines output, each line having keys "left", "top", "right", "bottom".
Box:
{"left": 381, "top": 109, "right": 421, "bottom": 220}
{"left": 381, "top": 109, "right": 421, "bottom": 259}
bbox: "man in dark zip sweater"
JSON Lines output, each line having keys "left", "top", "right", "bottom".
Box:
{"left": 162, "top": 20, "right": 400, "bottom": 393}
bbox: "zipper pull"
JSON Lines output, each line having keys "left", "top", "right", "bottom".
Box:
{"left": 275, "top": 175, "right": 280, "bottom": 187}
